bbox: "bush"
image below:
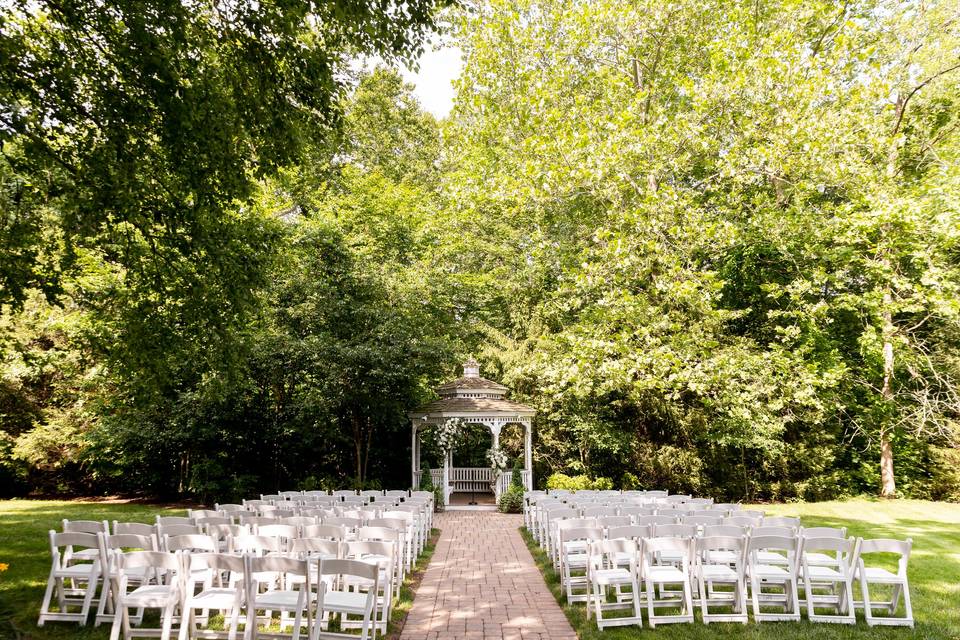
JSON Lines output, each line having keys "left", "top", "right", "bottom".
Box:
{"left": 546, "top": 472, "right": 614, "bottom": 491}
{"left": 432, "top": 485, "right": 444, "bottom": 512}
{"left": 418, "top": 460, "right": 434, "bottom": 492}
{"left": 498, "top": 485, "right": 524, "bottom": 513}
{"left": 510, "top": 458, "right": 524, "bottom": 491}
{"left": 621, "top": 471, "right": 640, "bottom": 490}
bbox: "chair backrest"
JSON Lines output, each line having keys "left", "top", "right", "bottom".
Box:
{"left": 762, "top": 516, "right": 801, "bottom": 528}
{"left": 117, "top": 550, "right": 181, "bottom": 585}
{"left": 739, "top": 509, "right": 765, "bottom": 519}
{"left": 697, "top": 535, "right": 746, "bottom": 567}
{"left": 333, "top": 490, "right": 358, "bottom": 497}
{"left": 752, "top": 525, "right": 796, "bottom": 538}
{"left": 280, "top": 490, "right": 304, "bottom": 499}
{"left": 607, "top": 524, "right": 652, "bottom": 541}
{"left": 366, "top": 518, "right": 405, "bottom": 532}
{"left": 653, "top": 523, "right": 697, "bottom": 538}
{"left": 341, "top": 509, "right": 376, "bottom": 521}
{"left": 636, "top": 515, "right": 677, "bottom": 527}
{"left": 801, "top": 526, "right": 846, "bottom": 538}
{"left": 802, "top": 535, "right": 854, "bottom": 557}
{"left": 195, "top": 516, "right": 232, "bottom": 528}
{"left": 581, "top": 506, "right": 617, "bottom": 517}
{"left": 358, "top": 526, "right": 400, "bottom": 542}
{"left": 260, "top": 494, "right": 283, "bottom": 502}
{"left": 156, "top": 516, "right": 192, "bottom": 526}
{"left": 643, "top": 536, "right": 692, "bottom": 569}
{"left": 344, "top": 540, "right": 394, "bottom": 563}
{"left": 665, "top": 494, "right": 691, "bottom": 503}
{"left": 747, "top": 534, "right": 797, "bottom": 567}
{"left": 723, "top": 516, "right": 761, "bottom": 527}
{"left": 683, "top": 514, "right": 723, "bottom": 527}
{"left": 318, "top": 557, "right": 379, "bottom": 582}
{"left": 238, "top": 514, "right": 280, "bottom": 526}
{"left": 214, "top": 503, "right": 245, "bottom": 513}
{"left": 302, "top": 524, "right": 348, "bottom": 540}
{"left": 686, "top": 497, "right": 714, "bottom": 506}
{"left": 703, "top": 524, "right": 748, "bottom": 538}
{"left": 856, "top": 537, "right": 912, "bottom": 577}
{"left": 559, "top": 526, "right": 603, "bottom": 546}
{"left": 596, "top": 515, "right": 632, "bottom": 529}
{"left": 557, "top": 517, "right": 598, "bottom": 532}
{"left": 589, "top": 538, "right": 638, "bottom": 569}
{"left": 188, "top": 509, "right": 221, "bottom": 521}
{"left": 165, "top": 534, "right": 217, "bottom": 552}
{"left": 619, "top": 506, "right": 655, "bottom": 518}
{"left": 185, "top": 551, "right": 245, "bottom": 576}
{"left": 282, "top": 516, "right": 317, "bottom": 528}
{"left": 291, "top": 538, "right": 341, "bottom": 557}
{"left": 230, "top": 534, "right": 282, "bottom": 554}
{"left": 50, "top": 530, "right": 99, "bottom": 561}
{"left": 247, "top": 554, "right": 309, "bottom": 583}
{"left": 324, "top": 517, "right": 362, "bottom": 529}
{"left": 113, "top": 521, "right": 155, "bottom": 537}
{"left": 102, "top": 532, "right": 156, "bottom": 553}
{"left": 63, "top": 519, "right": 108, "bottom": 534}
{"left": 158, "top": 523, "right": 202, "bottom": 538}
{"left": 255, "top": 523, "right": 299, "bottom": 540}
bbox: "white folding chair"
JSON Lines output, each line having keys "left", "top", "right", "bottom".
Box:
{"left": 179, "top": 552, "right": 246, "bottom": 640}
{"left": 641, "top": 537, "right": 694, "bottom": 627}
{"left": 586, "top": 539, "right": 642, "bottom": 628}
{"left": 62, "top": 520, "right": 109, "bottom": 561}
{"left": 559, "top": 526, "right": 602, "bottom": 603}
{"left": 38, "top": 530, "right": 102, "bottom": 626}
{"left": 313, "top": 558, "right": 379, "bottom": 640}
{"left": 696, "top": 535, "right": 748, "bottom": 624}
{"left": 246, "top": 555, "right": 313, "bottom": 640}
{"left": 113, "top": 522, "right": 157, "bottom": 537}
{"left": 800, "top": 536, "right": 856, "bottom": 623}
{"left": 108, "top": 550, "right": 182, "bottom": 640}
{"left": 343, "top": 541, "right": 396, "bottom": 635}
{"left": 746, "top": 535, "right": 801, "bottom": 621}
{"left": 95, "top": 532, "right": 157, "bottom": 626}
{"left": 855, "top": 537, "right": 914, "bottom": 627}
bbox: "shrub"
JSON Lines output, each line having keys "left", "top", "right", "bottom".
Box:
{"left": 546, "top": 473, "right": 614, "bottom": 491}
{"left": 432, "top": 485, "right": 444, "bottom": 512}
{"left": 498, "top": 485, "right": 524, "bottom": 513}
{"left": 418, "top": 460, "right": 434, "bottom": 492}
{"left": 621, "top": 471, "right": 640, "bottom": 490}
{"left": 510, "top": 458, "right": 524, "bottom": 491}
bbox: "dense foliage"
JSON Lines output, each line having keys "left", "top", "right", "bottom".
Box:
{"left": 1, "top": 0, "right": 958, "bottom": 502}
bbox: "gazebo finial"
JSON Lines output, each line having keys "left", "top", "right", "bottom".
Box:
{"left": 463, "top": 357, "right": 480, "bottom": 378}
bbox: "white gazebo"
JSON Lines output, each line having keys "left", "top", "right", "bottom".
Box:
{"left": 409, "top": 358, "right": 535, "bottom": 504}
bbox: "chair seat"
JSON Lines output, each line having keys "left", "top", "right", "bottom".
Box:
{"left": 861, "top": 567, "right": 902, "bottom": 583}
{"left": 56, "top": 563, "right": 99, "bottom": 578}
{"left": 646, "top": 566, "right": 686, "bottom": 582}
{"left": 189, "top": 588, "right": 243, "bottom": 609}
{"left": 752, "top": 564, "right": 792, "bottom": 579}
{"left": 757, "top": 551, "right": 789, "bottom": 564}
{"left": 322, "top": 590, "right": 372, "bottom": 614}
{"left": 122, "top": 585, "right": 179, "bottom": 607}
{"left": 804, "top": 565, "right": 844, "bottom": 580}
{"left": 806, "top": 552, "right": 839, "bottom": 566}
{"left": 705, "top": 551, "right": 739, "bottom": 564}
{"left": 254, "top": 589, "right": 310, "bottom": 609}
{"left": 565, "top": 554, "right": 588, "bottom": 568}
{"left": 593, "top": 568, "right": 633, "bottom": 586}
{"left": 563, "top": 541, "right": 588, "bottom": 552}
{"left": 700, "top": 565, "right": 739, "bottom": 581}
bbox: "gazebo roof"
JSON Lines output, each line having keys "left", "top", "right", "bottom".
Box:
{"left": 409, "top": 358, "right": 535, "bottom": 421}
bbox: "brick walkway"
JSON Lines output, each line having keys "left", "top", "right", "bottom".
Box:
{"left": 400, "top": 511, "right": 578, "bottom": 640}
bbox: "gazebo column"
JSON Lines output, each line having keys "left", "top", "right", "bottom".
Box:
{"left": 410, "top": 424, "right": 418, "bottom": 489}
{"left": 443, "top": 448, "right": 451, "bottom": 505}
{"left": 524, "top": 421, "right": 533, "bottom": 491}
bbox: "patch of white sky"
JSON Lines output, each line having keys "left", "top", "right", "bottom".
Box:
{"left": 355, "top": 37, "right": 463, "bottom": 119}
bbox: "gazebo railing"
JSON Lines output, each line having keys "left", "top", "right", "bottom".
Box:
{"left": 412, "top": 468, "right": 444, "bottom": 490}
{"left": 495, "top": 469, "right": 532, "bottom": 500}
{"left": 449, "top": 467, "right": 493, "bottom": 493}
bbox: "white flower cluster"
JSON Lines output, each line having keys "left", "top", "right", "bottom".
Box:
{"left": 486, "top": 445, "right": 509, "bottom": 472}
{"left": 436, "top": 417, "right": 466, "bottom": 452}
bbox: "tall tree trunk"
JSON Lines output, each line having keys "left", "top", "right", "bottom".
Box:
{"left": 880, "top": 289, "right": 897, "bottom": 498}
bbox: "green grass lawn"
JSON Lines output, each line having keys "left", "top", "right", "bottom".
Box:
{"left": 522, "top": 498, "right": 960, "bottom": 640}
{"left": 0, "top": 499, "right": 436, "bottom": 639}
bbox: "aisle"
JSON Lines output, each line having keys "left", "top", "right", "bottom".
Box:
{"left": 400, "top": 511, "right": 577, "bottom": 640}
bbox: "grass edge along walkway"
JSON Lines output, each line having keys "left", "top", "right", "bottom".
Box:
{"left": 520, "top": 498, "right": 960, "bottom": 640}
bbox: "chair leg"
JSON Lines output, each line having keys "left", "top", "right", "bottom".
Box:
{"left": 79, "top": 573, "right": 98, "bottom": 625}
{"left": 38, "top": 566, "right": 57, "bottom": 626}
{"left": 160, "top": 602, "right": 175, "bottom": 640}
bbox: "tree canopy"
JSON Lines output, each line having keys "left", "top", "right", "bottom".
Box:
{"left": 1, "top": 0, "right": 958, "bottom": 501}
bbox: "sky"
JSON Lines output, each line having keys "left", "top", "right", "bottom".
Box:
{"left": 399, "top": 44, "right": 463, "bottom": 118}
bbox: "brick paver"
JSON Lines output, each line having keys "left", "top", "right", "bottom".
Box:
{"left": 400, "top": 511, "right": 578, "bottom": 640}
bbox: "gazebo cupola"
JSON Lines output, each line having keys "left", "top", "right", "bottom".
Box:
{"left": 409, "top": 358, "right": 535, "bottom": 503}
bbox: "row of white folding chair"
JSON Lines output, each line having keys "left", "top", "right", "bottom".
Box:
{"left": 574, "top": 531, "right": 913, "bottom": 629}
{"left": 38, "top": 528, "right": 407, "bottom": 636}
{"left": 112, "top": 549, "right": 382, "bottom": 640}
